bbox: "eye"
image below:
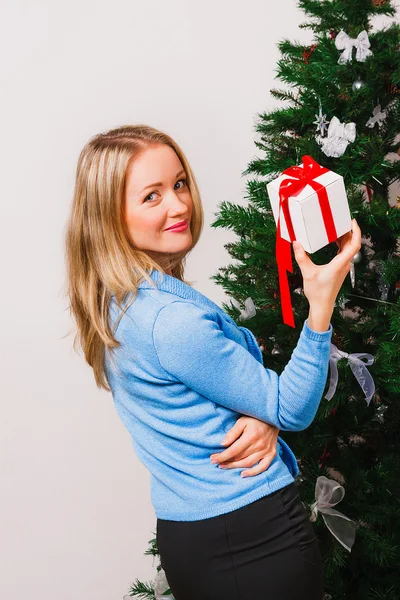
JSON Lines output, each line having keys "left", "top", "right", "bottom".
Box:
{"left": 144, "top": 191, "right": 157, "bottom": 203}
{"left": 175, "top": 178, "right": 187, "bottom": 190}
{"left": 143, "top": 178, "right": 188, "bottom": 203}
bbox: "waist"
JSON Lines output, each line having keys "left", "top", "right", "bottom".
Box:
{"left": 157, "top": 481, "right": 298, "bottom": 525}
{"left": 150, "top": 452, "right": 297, "bottom": 521}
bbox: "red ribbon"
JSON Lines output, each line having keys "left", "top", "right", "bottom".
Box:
{"left": 276, "top": 155, "right": 338, "bottom": 328}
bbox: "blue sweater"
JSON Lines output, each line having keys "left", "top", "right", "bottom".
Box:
{"left": 106, "top": 269, "right": 333, "bottom": 521}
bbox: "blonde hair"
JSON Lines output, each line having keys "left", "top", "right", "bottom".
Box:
{"left": 63, "top": 124, "right": 204, "bottom": 391}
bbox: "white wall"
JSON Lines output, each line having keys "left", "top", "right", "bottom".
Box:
{"left": 1, "top": 1, "right": 398, "bottom": 599}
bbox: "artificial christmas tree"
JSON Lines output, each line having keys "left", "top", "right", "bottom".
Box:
{"left": 209, "top": 1, "right": 400, "bottom": 597}
{"left": 126, "top": 1, "right": 400, "bottom": 598}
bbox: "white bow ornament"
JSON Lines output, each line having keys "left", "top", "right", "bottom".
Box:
{"left": 154, "top": 567, "right": 175, "bottom": 600}
{"left": 366, "top": 104, "right": 387, "bottom": 128}
{"left": 324, "top": 343, "right": 375, "bottom": 405}
{"left": 230, "top": 296, "right": 256, "bottom": 321}
{"left": 317, "top": 116, "right": 356, "bottom": 158}
{"left": 310, "top": 476, "right": 357, "bottom": 552}
{"left": 335, "top": 30, "right": 373, "bottom": 64}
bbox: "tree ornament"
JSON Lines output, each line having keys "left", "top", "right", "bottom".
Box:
{"left": 256, "top": 336, "right": 267, "bottom": 352}
{"left": 335, "top": 30, "right": 373, "bottom": 64}
{"left": 337, "top": 296, "right": 351, "bottom": 310}
{"left": 303, "top": 43, "right": 318, "bottom": 64}
{"left": 271, "top": 343, "right": 282, "bottom": 355}
{"left": 326, "top": 467, "right": 346, "bottom": 486}
{"left": 386, "top": 81, "right": 400, "bottom": 95}
{"left": 352, "top": 79, "right": 365, "bottom": 92}
{"left": 309, "top": 476, "right": 357, "bottom": 552}
{"left": 372, "top": 0, "right": 390, "bottom": 6}
{"left": 313, "top": 101, "right": 330, "bottom": 136}
{"left": 366, "top": 104, "right": 387, "bottom": 128}
{"left": 349, "top": 248, "right": 361, "bottom": 287}
{"left": 152, "top": 566, "right": 175, "bottom": 600}
{"left": 316, "top": 115, "right": 356, "bottom": 158}
{"left": 348, "top": 434, "right": 366, "bottom": 446}
{"left": 379, "top": 278, "right": 390, "bottom": 301}
{"left": 365, "top": 184, "right": 373, "bottom": 202}
{"left": 324, "top": 343, "right": 376, "bottom": 405}
{"left": 375, "top": 256, "right": 392, "bottom": 300}
{"left": 373, "top": 403, "right": 388, "bottom": 424}
{"left": 230, "top": 297, "right": 256, "bottom": 320}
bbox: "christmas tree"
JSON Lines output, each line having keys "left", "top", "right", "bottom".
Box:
{"left": 125, "top": 1, "right": 400, "bottom": 598}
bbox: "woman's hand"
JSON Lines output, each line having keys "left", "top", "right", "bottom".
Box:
{"left": 210, "top": 416, "right": 279, "bottom": 478}
{"left": 293, "top": 218, "right": 362, "bottom": 310}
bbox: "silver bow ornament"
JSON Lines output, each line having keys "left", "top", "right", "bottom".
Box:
{"left": 310, "top": 476, "right": 357, "bottom": 552}
{"left": 366, "top": 104, "right": 387, "bottom": 128}
{"left": 335, "top": 30, "right": 373, "bottom": 64}
{"left": 154, "top": 567, "right": 175, "bottom": 600}
{"left": 317, "top": 115, "right": 356, "bottom": 158}
{"left": 230, "top": 296, "right": 256, "bottom": 321}
{"left": 324, "top": 343, "right": 375, "bottom": 405}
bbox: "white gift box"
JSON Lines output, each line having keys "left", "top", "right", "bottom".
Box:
{"left": 266, "top": 164, "right": 352, "bottom": 254}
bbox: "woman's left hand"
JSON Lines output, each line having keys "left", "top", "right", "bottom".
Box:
{"left": 210, "top": 416, "right": 279, "bottom": 478}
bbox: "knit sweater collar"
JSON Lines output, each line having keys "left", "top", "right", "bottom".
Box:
{"left": 138, "top": 269, "right": 263, "bottom": 362}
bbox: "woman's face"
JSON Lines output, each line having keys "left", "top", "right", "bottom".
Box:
{"left": 123, "top": 144, "right": 193, "bottom": 275}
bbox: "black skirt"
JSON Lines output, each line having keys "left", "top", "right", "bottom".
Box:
{"left": 156, "top": 481, "right": 324, "bottom": 600}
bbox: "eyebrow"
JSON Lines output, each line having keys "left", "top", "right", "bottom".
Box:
{"left": 139, "top": 169, "right": 186, "bottom": 194}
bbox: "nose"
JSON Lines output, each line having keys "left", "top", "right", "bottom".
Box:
{"left": 166, "top": 189, "right": 190, "bottom": 214}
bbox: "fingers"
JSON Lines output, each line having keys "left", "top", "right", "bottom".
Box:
{"left": 297, "top": 220, "right": 361, "bottom": 260}
{"left": 214, "top": 450, "right": 272, "bottom": 469}
{"left": 220, "top": 417, "right": 247, "bottom": 446}
{"left": 241, "top": 455, "right": 276, "bottom": 478}
{"left": 337, "top": 219, "right": 362, "bottom": 263}
{"left": 214, "top": 450, "right": 277, "bottom": 474}
{"left": 292, "top": 240, "right": 315, "bottom": 276}
{"left": 210, "top": 439, "right": 249, "bottom": 464}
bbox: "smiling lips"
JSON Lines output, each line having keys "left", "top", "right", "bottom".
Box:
{"left": 165, "top": 219, "right": 188, "bottom": 231}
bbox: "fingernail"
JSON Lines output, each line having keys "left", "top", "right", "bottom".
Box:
{"left": 219, "top": 464, "right": 227, "bottom": 469}
{"left": 241, "top": 473, "right": 248, "bottom": 477}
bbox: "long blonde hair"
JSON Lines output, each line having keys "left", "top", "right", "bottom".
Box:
{"left": 64, "top": 124, "right": 204, "bottom": 391}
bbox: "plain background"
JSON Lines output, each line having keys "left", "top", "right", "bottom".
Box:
{"left": 1, "top": 1, "right": 399, "bottom": 598}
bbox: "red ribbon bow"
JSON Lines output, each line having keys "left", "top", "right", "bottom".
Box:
{"left": 276, "top": 155, "right": 338, "bottom": 327}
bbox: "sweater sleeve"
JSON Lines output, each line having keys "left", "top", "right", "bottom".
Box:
{"left": 152, "top": 301, "right": 333, "bottom": 432}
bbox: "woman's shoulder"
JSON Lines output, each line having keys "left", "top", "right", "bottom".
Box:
{"left": 109, "top": 289, "right": 215, "bottom": 342}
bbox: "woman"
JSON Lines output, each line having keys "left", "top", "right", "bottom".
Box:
{"left": 64, "top": 124, "right": 361, "bottom": 600}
